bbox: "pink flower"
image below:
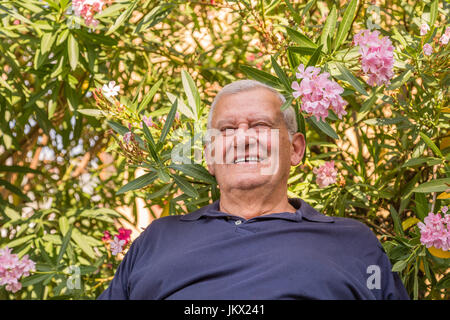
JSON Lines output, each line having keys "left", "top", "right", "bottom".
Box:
{"left": 117, "top": 228, "right": 132, "bottom": 245}
{"left": 110, "top": 236, "right": 125, "bottom": 256}
{"left": 142, "top": 116, "right": 153, "bottom": 128}
{"left": 353, "top": 30, "right": 395, "bottom": 87}
{"left": 0, "top": 247, "right": 35, "bottom": 293}
{"left": 313, "top": 161, "right": 338, "bottom": 188}
{"left": 418, "top": 211, "right": 450, "bottom": 251}
{"left": 423, "top": 43, "right": 433, "bottom": 56}
{"left": 72, "top": 0, "right": 105, "bottom": 27}
{"left": 123, "top": 131, "right": 132, "bottom": 145}
{"left": 439, "top": 27, "right": 450, "bottom": 45}
{"left": 102, "top": 230, "right": 111, "bottom": 242}
{"left": 420, "top": 22, "right": 430, "bottom": 36}
{"left": 291, "top": 64, "right": 347, "bottom": 121}
{"left": 246, "top": 54, "right": 255, "bottom": 62}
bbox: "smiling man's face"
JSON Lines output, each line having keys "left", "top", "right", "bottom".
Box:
{"left": 206, "top": 87, "right": 305, "bottom": 193}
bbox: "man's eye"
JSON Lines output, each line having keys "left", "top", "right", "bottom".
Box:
{"left": 253, "top": 123, "right": 270, "bottom": 128}
{"left": 221, "top": 127, "right": 235, "bottom": 132}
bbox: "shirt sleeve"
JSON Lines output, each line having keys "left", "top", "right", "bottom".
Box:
{"left": 97, "top": 235, "right": 142, "bottom": 300}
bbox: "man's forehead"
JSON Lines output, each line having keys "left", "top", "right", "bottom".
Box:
{"left": 211, "top": 88, "right": 283, "bottom": 125}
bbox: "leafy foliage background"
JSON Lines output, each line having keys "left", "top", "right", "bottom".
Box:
{"left": 0, "top": 0, "right": 449, "bottom": 299}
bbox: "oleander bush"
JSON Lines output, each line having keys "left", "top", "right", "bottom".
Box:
{"left": 0, "top": 0, "right": 449, "bottom": 300}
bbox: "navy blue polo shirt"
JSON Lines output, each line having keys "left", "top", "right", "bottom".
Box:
{"left": 98, "top": 198, "right": 409, "bottom": 300}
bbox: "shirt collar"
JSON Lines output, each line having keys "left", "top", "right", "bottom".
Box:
{"left": 180, "top": 198, "right": 334, "bottom": 223}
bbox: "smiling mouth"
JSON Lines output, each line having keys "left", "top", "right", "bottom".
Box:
{"left": 233, "top": 156, "right": 264, "bottom": 164}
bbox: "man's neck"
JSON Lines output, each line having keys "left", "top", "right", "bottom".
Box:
{"left": 218, "top": 187, "right": 296, "bottom": 220}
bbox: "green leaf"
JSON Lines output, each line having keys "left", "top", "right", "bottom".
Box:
{"left": 306, "top": 44, "right": 323, "bottom": 67}
{"left": 169, "top": 164, "right": 216, "bottom": 184}
{"left": 0, "top": 179, "right": 31, "bottom": 202}
{"left": 413, "top": 178, "right": 450, "bottom": 193}
{"left": 283, "top": 0, "right": 302, "bottom": 25}
{"left": 167, "top": 92, "right": 194, "bottom": 119}
{"left": 7, "top": 235, "right": 35, "bottom": 248}
{"left": 364, "top": 117, "right": 405, "bottom": 126}
{"left": 333, "top": 0, "right": 357, "bottom": 50}
{"left": 134, "top": 3, "right": 174, "bottom": 34}
{"left": 116, "top": 171, "right": 158, "bottom": 195}
{"left": 240, "top": 65, "right": 282, "bottom": 89}
{"left": 271, "top": 56, "right": 291, "bottom": 91}
{"left": 181, "top": 70, "right": 200, "bottom": 119}
{"left": 77, "top": 109, "right": 103, "bottom": 118}
{"left": 59, "top": 216, "right": 69, "bottom": 236}
{"left": 402, "top": 157, "right": 437, "bottom": 168}
{"left": 3, "top": 207, "right": 21, "bottom": 221}
{"left": 335, "top": 62, "right": 368, "bottom": 96}
{"left": 67, "top": 33, "right": 79, "bottom": 71}
{"left": 414, "top": 193, "right": 428, "bottom": 221}
{"left": 285, "top": 27, "right": 317, "bottom": 48}
{"left": 105, "top": 0, "right": 139, "bottom": 35}
{"left": 172, "top": 174, "right": 199, "bottom": 198}
{"left": 419, "top": 132, "right": 443, "bottom": 158}
{"left": 21, "top": 274, "right": 53, "bottom": 288}
{"left": 71, "top": 228, "right": 96, "bottom": 259}
{"left": 392, "top": 260, "right": 407, "bottom": 272}
{"left": 389, "top": 205, "right": 404, "bottom": 236}
{"left": 387, "top": 69, "right": 413, "bottom": 90}
{"left": 281, "top": 96, "right": 294, "bottom": 111}
{"left": 137, "top": 79, "right": 163, "bottom": 114}
{"left": 142, "top": 120, "right": 159, "bottom": 162}
{"left": 308, "top": 116, "right": 339, "bottom": 140}
{"left": 429, "top": 0, "right": 438, "bottom": 27}
{"left": 158, "top": 99, "right": 178, "bottom": 145}
{"left": 40, "top": 32, "right": 56, "bottom": 55}
{"left": 0, "top": 165, "right": 42, "bottom": 175}
{"left": 56, "top": 227, "right": 73, "bottom": 266}
{"left": 320, "top": 5, "right": 337, "bottom": 52}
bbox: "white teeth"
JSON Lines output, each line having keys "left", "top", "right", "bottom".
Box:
{"left": 234, "top": 157, "right": 261, "bottom": 164}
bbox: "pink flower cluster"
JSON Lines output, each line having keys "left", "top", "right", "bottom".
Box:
{"left": 0, "top": 247, "right": 35, "bottom": 293}
{"left": 291, "top": 64, "right": 348, "bottom": 121}
{"left": 440, "top": 27, "right": 450, "bottom": 45}
{"left": 313, "top": 160, "right": 338, "bottom": 188}
{"left": 72, "top": 0, "right": 106, "bottom": 27}
{"left": 418, "top": 206, "right": 450, "bottom": 251}
{"left": 102, "top": 228, "right": 132, "bottom": 256}
{"left": 353, "top": 29, "right": 395, "bottom": 87}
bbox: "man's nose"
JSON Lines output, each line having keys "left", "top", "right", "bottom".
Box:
{"left": 234, "top": 125, "right": 257, "bottom": 148}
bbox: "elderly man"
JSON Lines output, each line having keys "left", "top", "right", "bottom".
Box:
{"left": 98, "top": 80, "right": 409, "bottom": 300}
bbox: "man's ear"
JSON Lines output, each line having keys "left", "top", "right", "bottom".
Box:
{"left": 204, "top": 143, "right": 215, "bottom": 176}
{"left": 290, "top": 132, "right": 306, "bottom": 166}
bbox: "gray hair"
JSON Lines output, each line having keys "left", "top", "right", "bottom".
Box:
{"left": 207, "top": 80, "right": 298, "bottom": 139}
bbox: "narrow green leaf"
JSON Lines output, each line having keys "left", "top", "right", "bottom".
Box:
{"left": 320, "top": 5, "right": 337, "bottom": 52}
{"left": 0, "top": 165, "right": 42, "bottom": 175}
{"left": 142, "top": 121, "right": 159, "bottom": 162}
{"left": 308, "top": 116, "right": 339, "bottom": 140}
{"left": 283, "top": 0, "right": 302, "bottom": 25}
{"left": 77, "top": 109, "right": 103, "bottom": 118}
{"left": 306, "top": 44, "right": 323, "bottom": 67}
{"left": 419, "top": 132, "right": 443, "bottom": 158}
{"left": 333, "top": 0, "right": 357, "bottom": 50}
{"left": 0, "top": 179, "right": 31, "bottom": 202}
{"left": 240, "top": 65, "right": 282, "bottom": 89}
{"left": 56, "top": 227, "right": 73, "bottom": 266}
{"left": 271, "top": 56, "right": 291, "bottom": 91}
{"left": 169, "top": 164, "right": 216, "bottom": 184}
{"left": 285, "top": 27, "right": 317, "bottom": 48}
{"left": 414, "top": 193, "right": 428, "bottom": 220}
{"left": 158, "top": 99, "right": 178, "bottom": 145}
{"left": 105, "top": 0, "right": 139, "bottom": 35}
{"left": 67, "top": 33, "right": 79, "bottom": 71}
{"left": 7, "top": 235, "right": 35, "bottom": 248}
{"left": 387, "top": 69, "right": 413, "bottom": 90}
{"left": 429, "top": 0, "right": 438, "bottom": 27}
{"left": 181, "top": 70, "right": 201, "bottom": 119}
{"left": 116, "top": 171, "right": 158, "bottom": 195}
{"left": 137, "top": 79, "right": 163, "bottom": 114}
{"left": 389, "top": 205, "right": 404, "bottom": 236}
{"left": 172, "top": 174, "right": 199, "bottom": 198}
{"left": 413, "top": 178, "right": 450, "bottom": 193}
{"left": 40, "top": 32, "right": 56, "bottom": 55}
{"left": 71, "top": 228, "right": 96, "bottom": 259}
{"left": 281, "top": 96, "right": 294, "bottom": 111}
{"left": 392, "top": 260, "right": 407, "bottom": 272}
{"left": 335, "top": 62, "right": 368, "bottom": 96}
